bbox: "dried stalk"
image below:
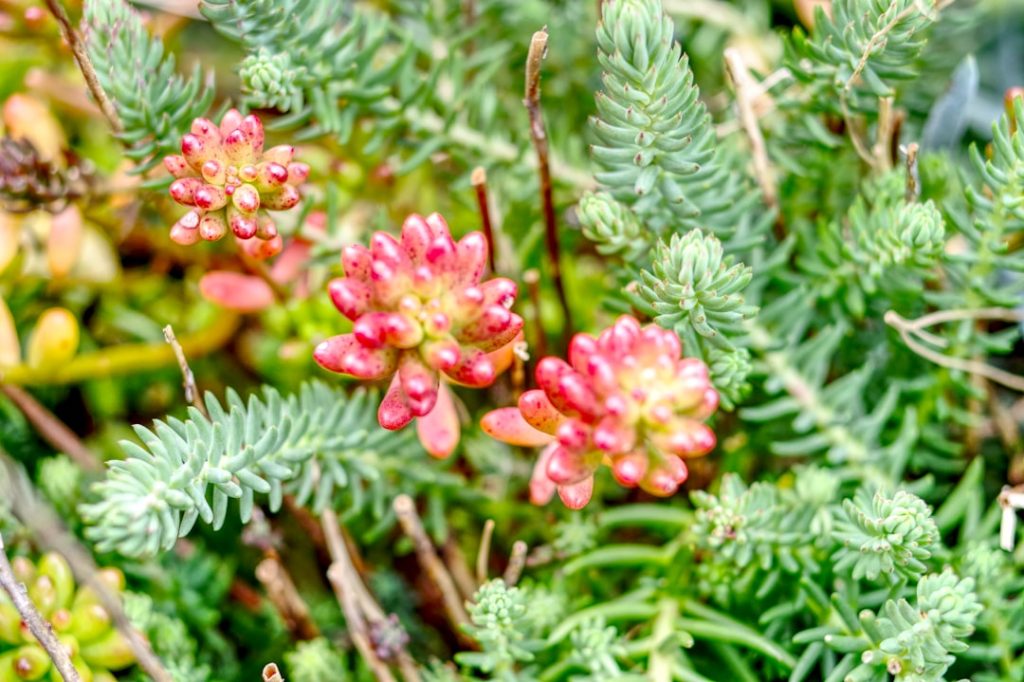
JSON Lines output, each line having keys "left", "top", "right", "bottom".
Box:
{"left": 502, "top": 540, "right": 528, "bottom": 586}
{"left": 0, "top": 385, "right": 101, "bottom": 471}
{"left": 263, "top": 663, "right": 285, "bottom": 682}
{"left": 724, "top": 48, "right": 776, "bottom": 209}
{"left": 0, "top": 532, "right": 81, "bottom": 682}
{"left": 442, "top": 537, "right": 477, "bottom": 599}
{"left": 163, "top": 324, "right": 207, "bottom": 417}
{"left": 524, "top": 27, "right": 573, "bottom": 337}
{"left": 393, "top": 495, "right": 471, "bottom": 638}
{"left": 42, "top": 0, "right": 124, "bottom": 135}
{"left": 903, "top": 142, "right": 920, "bottom": 201}
{"left": 256, "top": 556, "right": 320, "bottom": 640}
{"left": 476, "top": 519, "right": 495, "bottom": 585}
{"left": 471, "top": 167, "right": 498, "bottom": 273}
{"left": 885, "top": 308, "right": 1024, "bottom": 392}
{"left": 321, "top": 509, "right": 396, "bottom": 682}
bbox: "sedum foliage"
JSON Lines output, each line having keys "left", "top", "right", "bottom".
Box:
{"left": 82, "top": 382, "right": 451, "bottom": 557}
{"left": 84, "top": 0, "right": 214, "bottom": 173}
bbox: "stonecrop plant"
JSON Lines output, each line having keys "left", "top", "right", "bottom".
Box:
{"left": 0, "top": 0, "right": 1023, "bottom": 680}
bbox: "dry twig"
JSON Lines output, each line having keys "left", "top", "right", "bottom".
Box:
{"left": 42, "top": 0, "right": 124, "bottom": 135}
{"left": 0, "top": 385, "right": 101, "bottom": 471}
{"left": 476, "top": 519, "right": 495, "bottom": 585}
{"left": 0, "top": 532, "right": 81, "bottom": 682}
{"left": 502, "top": 541, "right": 528, "bottom": 586}
{"left": 524, "top": 27, "right": 573, "bottom": 337}
{"left": 471, "top": 167, "right": 498, "bottom": 273}
{"left": 394, "top": 495, "right": 471, "bottom": 638}
{"left": 724, "top": 48, "right": 777, "bottom": 208}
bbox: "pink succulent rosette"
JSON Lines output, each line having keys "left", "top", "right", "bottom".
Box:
{"left": 163, "top": 109, "right": 308, "bottom": 259}
{"left": 314, "top": 212, "right": 523, "bottom": 458}
{"left": 482, "top": 316, "right": 718, "bottom": 509}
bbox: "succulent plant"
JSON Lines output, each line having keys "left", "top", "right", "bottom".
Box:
{"left": 314, "top": 212, "right": 523, "bottom": 457}
{"left": 482, "top": 316, "right": 717, "bottom": 508}
{"left": 162, "top": 110, "right": 308, "bottom": 258}
{"left": 0, "top": 553, "right": 135, "bottom": 682}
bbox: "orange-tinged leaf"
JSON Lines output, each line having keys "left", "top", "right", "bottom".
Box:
{"left": 47, "top": 205, "right": 83, "bottom": 278}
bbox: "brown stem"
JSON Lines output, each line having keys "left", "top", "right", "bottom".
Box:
{"left": 162, "top": 324, "right": 207, "bottom": 417}
{"left": 502, "top": 540, "right": 528, "bottom": 586}
{"left": 0, "top": 385, "right": 101, "bottom": 471}
{"left": 0, "top": 532, "right": 81, "bottom": 682}
{"left": 0, "top": 454, "right": 172, "bottom": 682}
{"left": 393, "top": 495, "right": 471, "bottom": 641}
{"left": 256, "top": 555, "right": 320, "bottom": 640}
{"left": 471, "top": 167, "right": 497, "bottom": 273}
{"left": 524, "top": 27, "right": 572, "bottom": 337}
{"left": 903, "top": 142, "right": 920, "bottom": 202}
{"left": 321, "top": 509, "right": 396, "bottom": 682}
{"left": 442, "top": 537, "right": 477, "bottom": 599}
{"left": 42, "top": 0, "right": 123, "bottom": 135}
{"left": 724, "top": 48, "right": 776, "bottom": 210}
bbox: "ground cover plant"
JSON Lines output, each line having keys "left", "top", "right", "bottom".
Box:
{"left": 0, "top": 0, "right": 1023, "bottom": 680}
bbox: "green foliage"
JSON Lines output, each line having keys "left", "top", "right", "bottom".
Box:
{"left": 833, "top": 489, "right": 940, "bottom": 584}
{"left": 456, "top": 580, "right": 545, "bottom": 680}
{"left": 84, "top": 0, "right": 214, "bottom": 173}
{"left": 576, "top": 191, "right": 647, "bottom": 262}
{"left": 634, "top": 229, "right": 757, "bottom": 406}
{"left": 81, "top": 382, "right": 435, "bottom": 556}
{"left": 591, "top": 0, "right": 758, "bottom": 238}
{"left": 785, "top": 0, "right": 939, "bottom": 113}
{"left": 284, "top": 638, "right": 349, "bottom": 682}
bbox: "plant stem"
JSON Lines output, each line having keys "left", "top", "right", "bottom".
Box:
{"left": 0, "top": 532, "right": 81, "bottom": 682}
{"left": 162, "top": 324, "right": 207, "bottom": 417}
{"left": 471, "top": 166, "right": 498, "bottom": 273}
{"left": 502, "top": 540, "right": 528, "bottom": 586}
{"left": 724, "top": 48, "right": 776, "bottom": 210}
{"left": 0, "top": 312, "right": 239, "bottom": 385}
{"left": 524, "top": 27, "right": 573, "bottom": 338}
{"left": 393, "top": 495, "right": 472, "bottom": 640}
{"left": 0, "top": 385, "right": 102, "bottom": 471}
{"left": 42, "top": 0, "right": 124, "bottom": 135}
{"left": 321, "top": 508, "right": 397, "bottom": 682}
{"left": 476, "top": 518, "right": 495, "bottom": 584}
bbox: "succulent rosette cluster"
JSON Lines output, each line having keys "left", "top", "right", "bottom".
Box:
{"left": 163, "top": 109, "right": 308, "bottom": 258}
{"left": 314, "top": 213, "right": 523, "bottom": 457}
{"left": 482, "top": 316, "right": 718, "bottom": 509}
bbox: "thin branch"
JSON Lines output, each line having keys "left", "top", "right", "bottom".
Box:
{"left": 502, "top": 540, "right": 528, "bottom": 586}
{"left": 42, "top": 0, "right": 123, "bottom": 135}
{"left": 0, "top": 385, "right": 101, "bottom": 471}
{"left": 0, "top": 454, "right": 172, "bottom": 682}
{"left": 724, "top": 48, "right": 776, "bottom": 209}
{"left": 393, "top": 495, "right": 471, "bottom": 638}
{"left": 476, "top": 519, "right": 495, "bottom": 585}
{"left": 321, "top": 509, "right": 396, "bottom": 682}
{"left": 885, "top": 309, "right": 1024, "bottom": 393}
{"left": 524, "top": 27, "right": 573, "bottom": 338}
{"left": 902, "top": 142, "right": 920, "bottom": 201}
{"left": 471, "top": 167, "right": 498, "bottom": 273}
{"left": 442, "top": 537, "right": 477, "bottom": 599}
{"left": 873, "top": 97, "right": 896, "bottom": 171}
{"left": 256, "top": 556, "right": 320, "bottom": 640}
{"left": 0, "top": 532, "right": 81, "bottom": 682}
{"left": 163, "top": 324, "right": 207, "bottom": 417}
